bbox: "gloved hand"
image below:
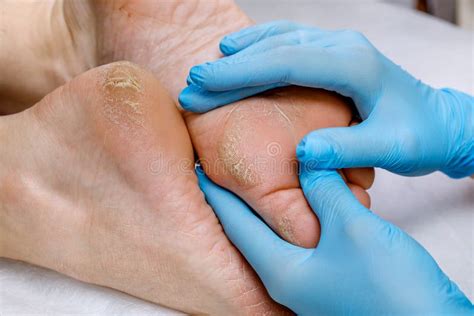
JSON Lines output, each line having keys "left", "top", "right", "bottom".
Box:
{"left": 196, "top": 165, "right": 473, "bottom": 315}
{"left": 180, "top": 21, "right": 474, "bottom": 178}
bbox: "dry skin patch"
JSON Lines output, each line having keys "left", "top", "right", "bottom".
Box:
{"left": 101, "top": 62, "right": 147, "bottom": 132}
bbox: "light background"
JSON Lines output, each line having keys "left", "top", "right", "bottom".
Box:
{"left": 1, "top": 1, "right": 472, "bottom": 314}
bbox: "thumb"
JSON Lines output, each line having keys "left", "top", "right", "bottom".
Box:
{"left": 299, "top": 169, "right": 373, "bottom": 243}
{"left": 297, "top": 123, "right": 390, "bottom": 170}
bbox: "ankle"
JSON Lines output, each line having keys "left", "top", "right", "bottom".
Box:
{"left": 0, "top": 0, "right": 97, "bottom": 114}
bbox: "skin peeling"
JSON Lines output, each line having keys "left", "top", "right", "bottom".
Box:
{"left": 217, "top": 129, "right": 260, "bottom": 187}
{"left": 277, "top": 215, "right": 296, "bottom": 244}
{"left": 104, "top": 69, "right": 143, "bottom": 92}
{"left": 216, "top": 100, "right": 304, "bottom": 244}
{"left": 101, "top": 63, "right": 146, "bottom": 131}
{"left": 216, "top": 101, "right": 300, "bottom": 188}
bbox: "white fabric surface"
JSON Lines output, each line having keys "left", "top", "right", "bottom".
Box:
{"left": 1, "top": 1, "right": 473, "bottom": 314}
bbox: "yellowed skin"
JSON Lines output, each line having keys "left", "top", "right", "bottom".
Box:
{"left": 218, "top": 127, "right": 261, "bottom": 187}
{"left": 102, "top": 62, "right": 147, "bottom": 130}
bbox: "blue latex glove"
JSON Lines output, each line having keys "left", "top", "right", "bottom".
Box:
{"left": 196, "top": 166, "right": 473, "bottom": 315}
{"left": 180, "top": 21, "right": 474, "bottom": 178}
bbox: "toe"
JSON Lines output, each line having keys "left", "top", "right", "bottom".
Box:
{"left": 256, "top": 187, "right": 320, "bottom": 248}
{"left": 347, "top": 183, "right": 371, "bottom": 208}
{"left": 343, "top": 167, "right": 375, "bottom": 190}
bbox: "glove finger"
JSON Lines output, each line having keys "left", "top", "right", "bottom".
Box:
{"left": 341, "top": 120, "right": 375, "bottom": 190}
{"left": 297, "top": 123, "right": 391, "bottom": 170}
{"left": 220, "top": 20, "right": 310, "bottom": 55}
{"left": 196, "top": 166, "right": 293, "bottom": 279}
{"left": 299, "top": 169, "right": 371, "bottom": 240}
{"left": 188, "top": 46, "right": 370, "bottom": 104}
{"left": 226, "top": 28, "right": 332, "bottom": 57}
{"left": 179, "top": 82, "right": 288, "bottom": 113}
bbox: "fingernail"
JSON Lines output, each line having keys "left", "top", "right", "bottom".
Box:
{"left": 186, "top": 74, "right": 195, "bottom": 86}
{"left": 296, "top": 138, "right": 306, "bottom": 160}
{"left": 298, "top": 137, "right": 334, "bottom": 169}
{"left": 178, "top": 87, "right": 195, "bottom": 111}
{"left": 220, "top": 36, "right": 239, "bottom": 55}
{"left": 189, "top": 63, "right": 210, "bottom": 87}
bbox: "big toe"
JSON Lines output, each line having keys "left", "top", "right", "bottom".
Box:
{"left": 255, "top": 187, "right": 320, "bottom": 248}
{"left": 250, "top": 183, "right": 369, "bottom": 249}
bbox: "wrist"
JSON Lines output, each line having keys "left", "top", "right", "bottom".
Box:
{"left": 0, "top": 0, "right": 97, "bottom": 115}
{"left": 438, "top": 88, "right": 474, "bottom": 178}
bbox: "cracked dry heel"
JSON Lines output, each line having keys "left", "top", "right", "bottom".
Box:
{"left": 188, "top": 87, "right": 374, "bottom": 248}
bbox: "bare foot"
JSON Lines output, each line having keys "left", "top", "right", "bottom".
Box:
{"left": 95, "top": 0, "right": 375, "bottom": 247}
{"left": 0, "top": 62, "right": 288, "bottom": 315}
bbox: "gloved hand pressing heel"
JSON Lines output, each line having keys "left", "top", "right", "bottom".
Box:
{"left": 181, "top": 20, "right": 474, "bottom": 179}
{"left": 196, "top": 166, "right": 473, "bottom": 315}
